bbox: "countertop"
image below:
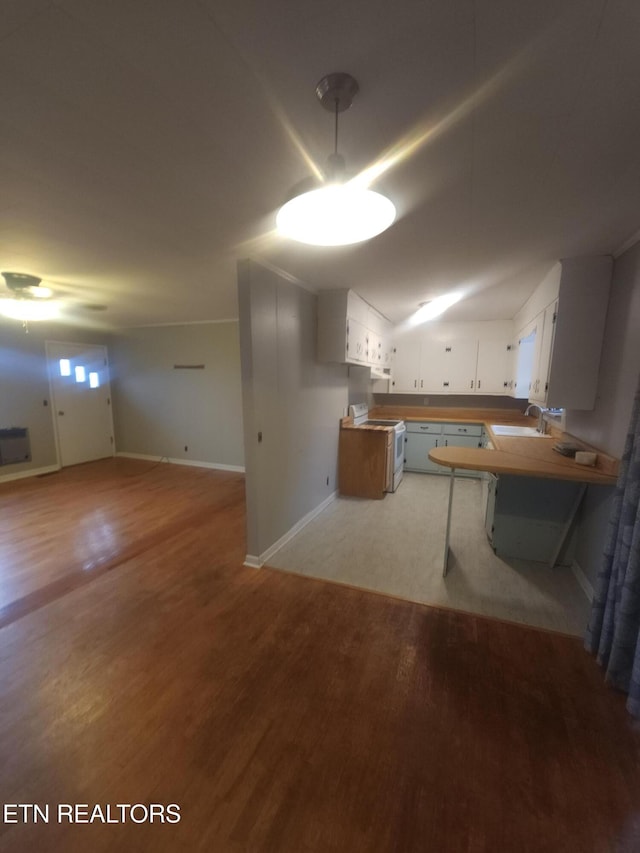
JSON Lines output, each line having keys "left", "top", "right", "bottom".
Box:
{"left": 368, "top": 405, "right": 618, "bottom": 485}
{"left": 428, "top": 445, "right": 616, "bottom": 484}
{"left": 340, "top": 418, "right": 395, "bottom": 432}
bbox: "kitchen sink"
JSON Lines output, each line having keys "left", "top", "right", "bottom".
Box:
{"left": 490, "top": 424, "right": 553, "bottom": 438}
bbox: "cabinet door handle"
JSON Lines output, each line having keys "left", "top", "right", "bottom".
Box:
{"left": 414, "top": 379, "right": 417, "bottom": 388}
{"left": 435, "top": 439, "right": 438, "bottom": 447}
{"left": 477, "top": 380, "right": 481, "bottom": 389}
{"left": 420, "top": 380, "right": 423, "bottom": 388}
{"left": 443, "top": 381, "right": 449, "bottom": 387}
{"left": 470, "top": 380, "right": 474, "bottom": 389}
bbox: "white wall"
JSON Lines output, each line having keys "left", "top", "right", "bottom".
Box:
{"left": 512, "top": 264, "right": 561, "bottom": 332}
{"left": 111, "top": 322, "right": 244, "bottom": 468}
{"left": 0, "top": 319, "right": 112, "bottom": 479}
{"left": 567, "top": 241, "right": 640, "bottom": 585}
{"left": 238, "top": 259, "right": 348, "bottom": 562}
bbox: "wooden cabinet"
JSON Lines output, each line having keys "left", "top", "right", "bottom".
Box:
{"left": 317, "top": 289, "right": 392, "bottom": 372}
{"left": 338, "top": 428, "right": 390, "bottom": 499}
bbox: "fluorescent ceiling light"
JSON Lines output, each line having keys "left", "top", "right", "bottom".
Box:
{"left": 0, "top": 298, "right": 59, "bottom": 322}
{"left": 408, "top": 293, "right": 462, "bottom": 326}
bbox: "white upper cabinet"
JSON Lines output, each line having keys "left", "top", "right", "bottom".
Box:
{"left": 390, "top": 321, "right": 513, "bottom": 396}
{"left": 440, "top": 339, "right": 479, "bottom": 393}
{"left": 390, "top": 328, "right": 422, "bottom": 392}
{"left": 513, "top": 256, "right": 612, "bottom": 409}
{"left": 346, "top": 316, "right": 369, "bottom": 364}
{"left": 317, "top": 289, "right": 392, "bottom": 372}
{"left": 528, "top": 301, "right": 557, "bottom": 403}
{"left": 476, "top": 339, "right": 513, "bottom": 394}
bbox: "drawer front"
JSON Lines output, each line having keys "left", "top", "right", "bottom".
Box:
{"left": 442, "top": 422, "right": 482, "bottom": 437}
{"left": 406, "top": 422, "right": 442, "bottom": 435}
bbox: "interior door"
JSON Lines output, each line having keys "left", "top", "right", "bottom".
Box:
{"left": 46, "top": 342, "right": 115, "bottom": 467}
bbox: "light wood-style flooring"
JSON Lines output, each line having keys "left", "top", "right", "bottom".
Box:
{"left": 0, "top": 459, "right": 638, "bottom": 852}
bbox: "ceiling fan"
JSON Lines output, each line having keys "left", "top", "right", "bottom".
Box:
{"left": 0, "top": 271, "right": 107, "bottom": 325}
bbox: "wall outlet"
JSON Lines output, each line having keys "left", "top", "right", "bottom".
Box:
{"left": 423, "top": 397, "right": 430, "bottom": 406}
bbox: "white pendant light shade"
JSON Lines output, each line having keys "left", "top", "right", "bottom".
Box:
{"left": 278, "top": 72, "right": 396, "bottom": 247}
{"left": 277, "top": 183, "right": 396, "bottom": 246}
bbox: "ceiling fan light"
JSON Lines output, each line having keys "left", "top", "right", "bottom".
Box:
{"left": 277, "top": 184, "right": 396, "bottom": 246}
{"left": 0, "top": 298, "right": 59, "bottom": 322}
{"left": 30, "top": 285, "right": 53, "bottom": 298}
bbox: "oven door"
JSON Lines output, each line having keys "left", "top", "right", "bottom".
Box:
{"left": 391, "top": 424, "right": 406, "bottom": 491}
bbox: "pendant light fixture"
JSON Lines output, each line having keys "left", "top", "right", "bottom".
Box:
{"left": 277, "top": 73, "right": 396, "bottom": 246}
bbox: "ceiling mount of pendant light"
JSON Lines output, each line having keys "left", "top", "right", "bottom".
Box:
{"left": 276, "top": 72, "right": 396, "bottom": 246}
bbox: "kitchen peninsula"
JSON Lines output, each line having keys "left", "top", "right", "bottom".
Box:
{"left": 370, "top": 405, "right": 618, "bottom": 575}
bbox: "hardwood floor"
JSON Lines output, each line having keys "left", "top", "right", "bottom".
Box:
{"left": 0, "top": 459, "right": 638, "bottom": 852}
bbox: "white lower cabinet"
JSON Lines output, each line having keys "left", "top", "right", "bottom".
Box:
{"left": 404, "top": 423, "right": 442, "bottom": 473}
{"left": 404, "top": 422, "right": 482, "bottom": 478}
{"left": 485, "top": 475, "right": 582, "bottom": 564}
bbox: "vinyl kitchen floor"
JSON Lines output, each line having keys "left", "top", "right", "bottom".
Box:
{"left": 266, "top": 472, "right": 592, "bottom": 637}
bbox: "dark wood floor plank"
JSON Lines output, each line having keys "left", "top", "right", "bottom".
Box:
{"left": 0, "top": 459, "right": 638, "bottom": 852}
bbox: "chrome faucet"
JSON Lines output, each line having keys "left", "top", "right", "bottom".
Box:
{"left": 524, "top": 403, "right": 548, "bottom": 433}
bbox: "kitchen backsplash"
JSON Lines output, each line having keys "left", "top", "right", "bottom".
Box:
{"left": 373, "top": 393, "right": 527, "bottom": 411}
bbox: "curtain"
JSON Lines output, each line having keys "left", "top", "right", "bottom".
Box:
{"left": 585, "top": 375, "right": 640, "bottom": 717}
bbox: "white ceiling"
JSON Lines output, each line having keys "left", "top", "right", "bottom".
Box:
{"left": 2, "top": 0, "right": 640, "bottom": 328}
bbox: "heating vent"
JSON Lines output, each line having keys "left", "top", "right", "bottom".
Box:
{"left": 0, "top": 427, "right": 31, "bottom": 465}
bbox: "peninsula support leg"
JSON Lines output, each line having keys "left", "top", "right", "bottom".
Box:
{"left": 549, "top": 483, "right": 587, "bottom": 568}
{"left": 443, "top": 468, "right": 456, "bottom": 577}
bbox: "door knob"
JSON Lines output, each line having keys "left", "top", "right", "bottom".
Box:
{"left": 58, "top": 411, "right": 64, "bottom": 415}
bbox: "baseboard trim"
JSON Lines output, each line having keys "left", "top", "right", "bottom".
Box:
{"left": 116, "top": 452, "right": 245, "bottom": 473}
{"left": 572, "top": 560, "right": 594, "bottom": 602}
{"left": 0, "top": 464, "right": 61, "bottom": 484}
{"left": 244, "top": 490, "right": 338, "bottom": 568}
